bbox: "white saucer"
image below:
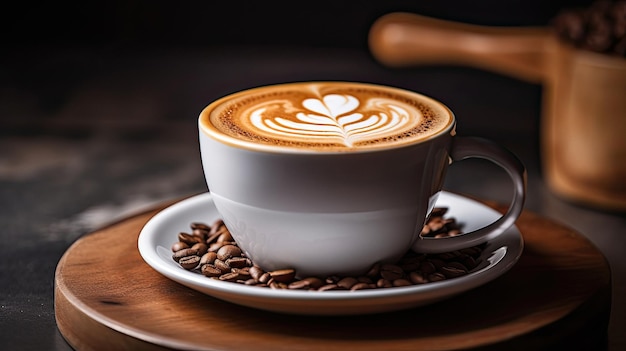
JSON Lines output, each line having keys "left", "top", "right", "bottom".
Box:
{"left": 138, "top": 191, "right": 523, "bottom": 315}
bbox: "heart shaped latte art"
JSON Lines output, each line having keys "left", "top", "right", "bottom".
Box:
{"left": 249, "top": 94, "right": 416, "bottom": 147}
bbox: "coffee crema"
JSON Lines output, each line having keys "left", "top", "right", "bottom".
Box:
{"left": 200, "top": 82, "right": 454, "bottom": 152}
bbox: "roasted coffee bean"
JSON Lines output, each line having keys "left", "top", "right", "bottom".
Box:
{"left": 302, "top": 277, "right": 325, "bottom": 289}
{"left": 204, "top": 229, "right": 223, "bottom": 245}
{"left": 380, "top": 264, "right": 404, "bottom": 281}
{"left": 318, "top": 284, "right": 340, "bottom": 291}
{"left": 191, "top": 222, "right": 212, "bottom": 231}
{"left": 392, "top": 279, "right": 412, "bottom": 287}
{"left": 226, "top": 257, "right": 250, "bottom": 269}
{"left": 421, "top": 215, "right": 461, "bottom": 238}
{"left": 219, "top": 271, "right": 240, "bottom": 282}
{"left": 440, "top": 266, "right": 467, "bottom": 278}
{"left": 213, "top": 259, "right": 231, "bottom": 274}
{"left": 427, "top": 217, "right": 445, "bottom": 232}
{"left": 191, "top": 243, "right": 208, "bottom": 256}
{"left": 337, "top": 277, "right": 358, "bottom": 290}
{"left": 172, "top": 248, "right": 198, "bottom": 262}
{"left": 231, "top": 267, "right": 250, "bottom": 279}
{"left": 269, "top": 269, "right": 296, "bottom": 283}
{"left": 258, "top": 272, "right": 272, "bottom": 284}
{"left": 288, "top": 280, "right": 312, "bottom": 290}
{"left": 178, "top": 232, "right": 203, "bottom": 245}
{"left": 191, "top": 229, "right": 209, "bottom": 241}
{"left": 350, "top": 282, "right": 372, "bottom": 291}
{"left": 377, "top": 279, "right": 393, "bottom": 288}
{"left": 428, "top": 272, "right": 446, "bottom": 282}
{"left": 288, "top": 277, "right": 324, "bottom": 290}
{"left": 217, "top": 232, "right": 234, "bottom": 243}
{"left": 269, "top": 281, "right": 289, "bottom": 289}
{"left": 208, "top": 242, "right": 225, "bottom": 252}
{"left": 430, "top": 207, "right": 448, "bottom": 217}
{"left": 216, "top": 245, "right": 241, "bottom": 260}
{"left": 201, "top": 264, "right": 222, "bottom": 277}
{"left": 172, "top": 208, "right": 486, "bottom": 291}
{"left": 171, "top": 241, "right": 189, "bottom": 252}
{"left": 249, "top": 266, "right": 264, "bottom": 281}
{"left": 179, "top": 255, "right": 200, "bottom": 270}
{"left": 200, "top": 252, "right": 217, "bottom": 265}
{"left": 409, "top": 271, "right": 428, "bottom": 284}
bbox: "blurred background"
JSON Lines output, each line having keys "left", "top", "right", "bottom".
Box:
{"left": 4, "top": 1, "right": 624, "bottom": 350}
{"left": 1, "top": 0, "right": 596, "bottom": 141}
{"left": 1, "top": 0, "right": 594, "bottom": 48}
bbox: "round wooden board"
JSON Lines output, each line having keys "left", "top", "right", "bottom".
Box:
{"left": 54, "top": 196, "right": 611, "bottom": 351}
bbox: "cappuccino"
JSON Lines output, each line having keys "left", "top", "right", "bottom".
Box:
{"left": 200, "top": 82, "right": 453, "bottom": 152}
{"left": 198, "top": 81, "right": 526, "bottom": 277}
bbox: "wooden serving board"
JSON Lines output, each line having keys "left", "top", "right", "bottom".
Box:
{"left": 54, "top": 196, "right": 611, "bottom": 351}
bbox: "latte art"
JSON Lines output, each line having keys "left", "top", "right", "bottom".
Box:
{"left": 250, "top": 94, "right": 414, "bottom": 147}
{"left": 201, "top": 82, "right": 453, "bottom": 151}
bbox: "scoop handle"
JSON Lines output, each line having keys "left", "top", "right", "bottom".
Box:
{"left": 368, "top": 12, "right": 552, "bottom": 83}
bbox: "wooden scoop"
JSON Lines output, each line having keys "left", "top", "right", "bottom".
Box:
{"left": 369, "top": 12, "right": 626, "bottom": 212}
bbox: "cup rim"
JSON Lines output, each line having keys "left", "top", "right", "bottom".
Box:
{"left": 198, "top": 81, "right": 456, "bottom": 155}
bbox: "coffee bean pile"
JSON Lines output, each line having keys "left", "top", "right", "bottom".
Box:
{"left": 552, "top": 0, "right": 626, "bottom": 56}
{"left": 170, "top": 207, "right": 485, "bottom": 291}
{"left": 419, "top": 207, "right": 463, "bottom": 238}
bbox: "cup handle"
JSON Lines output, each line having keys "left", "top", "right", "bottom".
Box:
{"left": 413, "top": 136, "right": 527, "bottom": 253}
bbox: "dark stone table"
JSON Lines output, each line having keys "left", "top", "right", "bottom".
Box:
{"left": 1, "top": 1, "right": 624, "bottom": 349}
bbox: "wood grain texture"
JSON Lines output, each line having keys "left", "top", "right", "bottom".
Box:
{"left": 54, "top": 197, "right": 611, "bottom": 351}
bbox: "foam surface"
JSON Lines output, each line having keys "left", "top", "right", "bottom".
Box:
{"left": 201, "top": 82, "right": 453, "bottom": 151}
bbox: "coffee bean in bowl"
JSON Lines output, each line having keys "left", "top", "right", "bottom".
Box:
{"left": 552, "top": 0, "right": 626, "bottom": 56}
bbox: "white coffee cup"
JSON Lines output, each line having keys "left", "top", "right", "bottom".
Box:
{"left": 199, "top": 81, "right": 526, "bottom": 277}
